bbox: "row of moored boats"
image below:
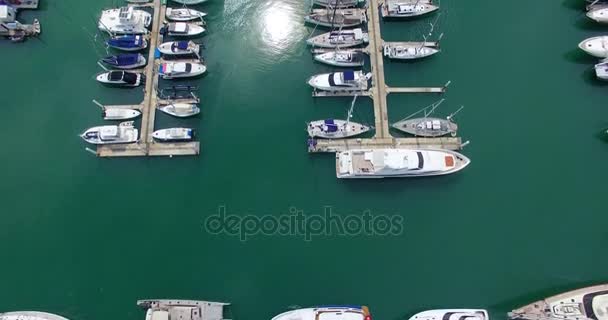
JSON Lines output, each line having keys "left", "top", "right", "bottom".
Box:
{"left": 579, "top": 0, "right": 608, "bottom": 80}
{"left": 81, "top": 0, "right": 210, "bottom": 146}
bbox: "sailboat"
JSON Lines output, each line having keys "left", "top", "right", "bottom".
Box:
{"left": 305, "top": 8, "right": 367, "bottom": 28}
{"left": 392, "top": 99, "right": 461, "bottom": 137}
{"left": 307, "top": 95, "right": 370, "bottom": 138}
{"left": 307, "top": 28, "right": 369, "bottom": 48}
{"left": 383, "top": 0, "right": 439, "bottom": 18}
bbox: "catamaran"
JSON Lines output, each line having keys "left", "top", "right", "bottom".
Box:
{"left": 98, "top": 7, "right": 151, "bottom": 34}
{"left": 158, "top": 103, "right": 200, "bottom": 117}
{"left": 272, "top": 306, "right": 372, "bottom": 320}
{"left": 408, "top": 310, "right": 488, "bottom": 320}
{"left": 308, "top": 70, "right": 371, "bottom": 91}
{"left": 336, "top": 148, "right": 471, "bottom": 178}
{"left": 100, "top": 53, "right": 147, "bottom": 69}
{"left": 107, "top": 35, "right": 148, "bottom": 51}
{"left": 80, "top": 121, "right": 138, "bottom": 145}
{"left": 159, "top": 62, "right": 206, "bottom": 79}
{"left": 579, "top": 36, "right": 608, "bottom": 58}
{"left": 307, "top": 28, "right": 369, "bottom": 48}
{"left": 96, "top": 70, "right": 144, "bottom": 87}
{"left": 392, "top": 99, "right": 461, "bottom": 137}
{"left": 152, "top": 128, "right": 196, "bottom": 142}
{"left": 314, "top": 50, "right": 366, "bottom": 67}
{"left": 305, "top": 8, "right": 367, "bottom": 28}
{"left": 166, "top": 7, "right": 206, "bottom": 21}
{"left": 509, "top": 284, "right": 608, "bottom": 320}
{"left": 158, "top": 41, "right": 200, "bottom": 55}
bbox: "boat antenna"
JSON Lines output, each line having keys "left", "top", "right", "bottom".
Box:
{"left": 447, "top": 105, "right": 464, "bottom": 121}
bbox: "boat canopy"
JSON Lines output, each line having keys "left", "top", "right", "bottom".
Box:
{"left": 324, "top": 119, "right": 338, "bottom": 132}
{"left": 343, "top": 71, "right": 355, "bottom": 81}
{"left": 173, "top": 41, "right": 189, "bottom": 50}
{"left": 109, "top": 71, "right": 125, "bottom": 81}
{"left": 100, "top": 126, "right": 119, "bottom": 139}
{"left": 169, "top": 22, "right": 187, "bottom": 33}
{"left": 104, "top": 54, "right": 140, "bottom": 66}
{"left": 122, "top": 72, "right": 138, "bottom": 84}
{"left": 109, "top": 35, "right": 143, "bottom": 48}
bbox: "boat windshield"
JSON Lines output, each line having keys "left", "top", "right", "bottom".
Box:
{"left": 109, "top": 71, "right": 125, "bottom": 81}
{"left": 123, "top": 72, "right": 138, "bottom": 84}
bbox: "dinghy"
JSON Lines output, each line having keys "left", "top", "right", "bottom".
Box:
{"left": 305, "top": 8, "right": 367, "bottom": 28}
{"left": 100, "top": 53, "right": 146, "bottom": 69}
{"left": 312, "top": 0, "right": 366, "bottom": 8}
{"left": 80, "top": 121, "right": 138, "bottom": 145}
{"left": 166, "top": 7, "right": 206, "bottom": 21}
{"left": 314, "top": 50, "right": 365, "bottom": 67}
{"left": 587, "top": 6, "right": 608, "bottom": 23}
{"left": 152, "top": 128, "right": 195, "bottom": 142}
{"left": 336, "top": 148, "right": 471, "bottom": 178}
{"left": 158, "top": 103, "right": 200, "bottom": 117}
{"left": 383, "top": 43, "right": 439, "bottom": 59}
{"left": 579, "top": 36, "right": 608, "bottom": 58}
{"left": 308, "top": 70, "right": 370, "bottom": 91}
{"left": 164, "top": 22, "right": 205, "bottom": 37}
{"left": 383, "top": 2, "right": 439, "bottom": 18}
{"left": 96, "top": 70, "right": 144, "bottom": 87}
{"left": 158, "top": 40, "right": 200, "bottom": 55}
{"left": 307, "top": 28, "right": 369, "bottom": 48}
{"left": 107, "top": 35, "right": 148, "bottom": 51}
{"left": 159, "top": 62, "right": 206, "bottom": 79}
{"left": 308, "top": 119, "right": 369, "bottom": 138}
{"left": 102, "top": 108, "right": 141, "bottom": 120}
{"left": 595, "top": 59, "right": 608, "bottom": 80}
{"left": 407, "top": 310, "right": 488, "bottom": 320}
{"left": 170, "top": 0, "right": 208, "bottom": 4}
{"left": 98, "top": 7, "right": 151, "bottom": 34}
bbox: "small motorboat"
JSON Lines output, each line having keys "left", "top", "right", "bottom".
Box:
{"left": 308, "top": 70, "right": 371, "bottom": 91}
{"left": 308, "top": 119, "right": 369, "bottom": 138}
{"left": 158, "top": 41, "right": 200, "bottom": 55}
{"left": 383, "top": 2, "right": 439, "bottom": 18}
{"left": 408, "top": 310, "right": 488, "bottom": 320}
{"left": 107, "top": 35, "right": 148, "bottom": 51}
{"left": 152, "top": 128, "right": 196, "bottom": 142}
{"left": 307, "top": 28, "right": 369, "bottom": 48}
{"left": 102, "top": 108, "right": 141, "bottom": 120}
{"left": 170, "top": 0, "right": 208, "bottom": 4}
{"left": 578, "top": 36, "right": 608, "bottom": 58}
{"left": 383, "top": 44, "right": 439, "bottom": 59}
{"left": 273, "top": 306, "right": 371, "bottom": 320}
{"left": 159, "top": 62, "right": 206, "bottom": 79}
{"left": 166, "top": 7, "right": 206, "bottom": 21}
{"left": 509, "top": 284, "right": 608, "bottom": 320}
{"left": 98, "top": 7, "right": 151, "bottom": 34}
{"left": 96, "top": 70, "right": 144, "bottom": 87}
{"left": 80, "top": 121, "right": 138, "bottom": 145}
{"left": 587, "top": 6, "right": 608, "bottom": 23}
{"left": 305, "top": 8, "right": 367, "bottom": 28}
{"left": 164, "top": 22, "right": 205, "bottom": 37}
{"left": 100, "top": 53, "right": 147, "bottom": 69}
{"left": 595, "top": 59, "right": 608, "bottom": 80}
{"left": 158, "top": 103, "right": 200, "bottom": 117}
{"left": 314, "top": 50, "right": 365, "bottom": 67}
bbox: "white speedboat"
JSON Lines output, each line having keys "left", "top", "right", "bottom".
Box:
{"left": 102, "top": 108, "right": 141, "bottom": 120}
{"left": 587, "top": 7, "right": 608, "bottom": 23}
{"left": 408, "top": 310, "right": 488, "bottom": 320}
{"left": 158, "top": 103, "right": 200, "bottom": 117}
{"left": 383, "top": 44, "right": 439, "bottom": 59}
{"left": 314, "top": 50, "right": 365, "bottom": 67}
{"left": 595, "top": 59, "right": 608, "bottom": 80}
{"left": 509, "top": 284, "right": 608, "bottom": 320}
{"left": 336, "top": 148, "right": 470, "bottom": 178}
{"left": 80, "top": 121, "right": 138, "bottom": 145}
{"left": 308, "top": 70, "right": 370, "bottom": 91}
{"left": 307, "top": 28, "right": 368, "bottom": 48}
{"left": 272, "top": 306, "right": 371, "bottom": 320}
{"left": 158, "top": 40, "right": 200, "bottom": 55}
{"left": 152, "top": 128, "right": 196, "bottom": 142}
{"left": 579, "top": 36, "right": 608, "bottom": 58}
{"left": 159, "top": 62, "right": 206, "bottom": 79}
{"left": 170, "top": 0, "right": 208, "bottom": 4}
{"left": 166, "top": 7, "right": 206, "bottom": 21}
{"left": 0, "top": 312, "right": 70, "bottom": 320}
{"left": 384, "top": 2, "right": 439, "bottom": 18}
{"left": 308, "top": 119, "right": 369, "bottom": 138}
{"left": 96, "top": 70, "right": 144, "bottom": 87}
{"left": 98, "top": 7, "right": 151, "bottom": 34}
{"left": 305, "top": 8, "right": 367, "bottom": 28}
{"left": 165, "top": 22, "right": 205, "bottom": 37}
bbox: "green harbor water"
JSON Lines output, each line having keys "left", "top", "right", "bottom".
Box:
{"left": 1, "top": 0, "right": 608, "bottom": 319}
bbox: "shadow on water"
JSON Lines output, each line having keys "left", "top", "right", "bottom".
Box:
{"left": 580, "top": 67, "right": 608, "bottom": 86}
{"left": 384, "top": 57, "right": 437, "bottom": 66}
{"left": 595, "top": 127, "right": 608, "bottom": 142}
{"left": 562, "top": 0, "right": 585, "bottom": 11}
{"left": 573, "top": 17, "right": 607, "bottom": 31}
{"left": 563, "top": 48, "right": 598, "bottom": 65}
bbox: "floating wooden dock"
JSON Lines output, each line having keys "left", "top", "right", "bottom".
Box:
{"left": 95, "top": 0, "right": 200, "bottom": 158}
{"left": 309, "top": 137, "right": 463, "bottom": 152}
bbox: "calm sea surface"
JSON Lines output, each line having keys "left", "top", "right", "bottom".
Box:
{"left": 1, "top": 0, "right": 607, "bottom": 320}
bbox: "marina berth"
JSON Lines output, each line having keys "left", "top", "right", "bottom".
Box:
{"left": 272, "top": 306, "right": 372, "bottom": 320}
{"left": 152, "top": 128, "right": 196, "bottom": 142}
{"left": 314, "top": 50, "right": 366, "bottom": 67}
{"left": 98, "top": 7, "right": 152, "bottom": 35}
{"left": 578, "top": 36, "right": 608, "bottom": 58}
{"left": 159, "top": 61, "right": 206, "bottom": 79}
{"left": 383, "top": 43, "right": 439, "bottom": 59}
{"left": 101, "top": 53, "right": 147, "bottom": 69}
{"left": 164, "top": 22, "right": 206, "bottom": 37}
{"left": 308, "top": 70, "right": 371, "bottom": 91}
{"left": 307, "top": 28, "right": 369, "bottom": 48}
{"left": 158, "top": 40, "right": 200, "bottom": 55}
{"left": 107, "top": 35, "right": 148, "bottom": 51}
{"left": 102, "top": 108, "right": 141, "bottom": 120}
{"left": 304, "top": 8, "right": 367, "bottom": 28}
{"left": 158, "top": 103, "right": 200, "bottom": 117}
{"left": 166, "top": 7, "right": 207, "bottom": 21}
{"left": 96, "top": 70, "right": 144, "bottom": 87}
{"left": 307, "top": 119, "right": 370, "bottom": 138}
{"left": 137, "top": 300, "right": 229, "bottom": 320}
{"left": 587, "top": 6, "right": 608, "bottom": 23}
{"left": 335, "top": 148, "right": 470, "bottom": 178}
{"left": 508, "top": 284, "right": 608, "bottom": 320}
{"left": 0, "top": 312, "right": 70, "bottom": 320}
{"left": 407, "top": 310, "right": 488, "bottom": 320}
{"left": 80, "top": 121, "right": 138, "bottom": 145}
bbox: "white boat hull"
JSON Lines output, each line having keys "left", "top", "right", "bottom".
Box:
{"left": 103, "top": 108, "right": 141, "bottom": 120}
{"left": 587, "top": 7, "right": 608, "bottom": 23}
{"left": 307, "top": 119, "right": 370, "bottom": 138}
{"left": 158, "top": 41, "right": 200, "bottom": 55}
{"left": 166, "top": 8, "right": 207, "bottom": 21}
{"left": 152, "top": 128, "right": 195, "bottom": 142}
{"left": 408, "top": 310, "right": 488, "bottom": 320}
{"left": 579, "top": 36, "right": 608, "bottom": 58}
{"left": 159, "top": 62, "right": 206, "bottom": 79}
{"left": 0, "top": 312, "right": 70, "bottom": 320}
{"left": 314, "top": 51, "right": 365, "bottom": 67}
{"left": 158, "top": 103, "right": 200, "bottom": 117}
{"left": 81, "top": 122, "right": 138, "bottom": 145}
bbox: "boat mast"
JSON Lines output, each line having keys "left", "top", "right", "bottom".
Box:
{"left": 345, "top": 94, "right": 358, "bottom": 128}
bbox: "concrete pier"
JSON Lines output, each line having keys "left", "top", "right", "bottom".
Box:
{"left": 95, "top": 0, "right": 200, "bottom": 158}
